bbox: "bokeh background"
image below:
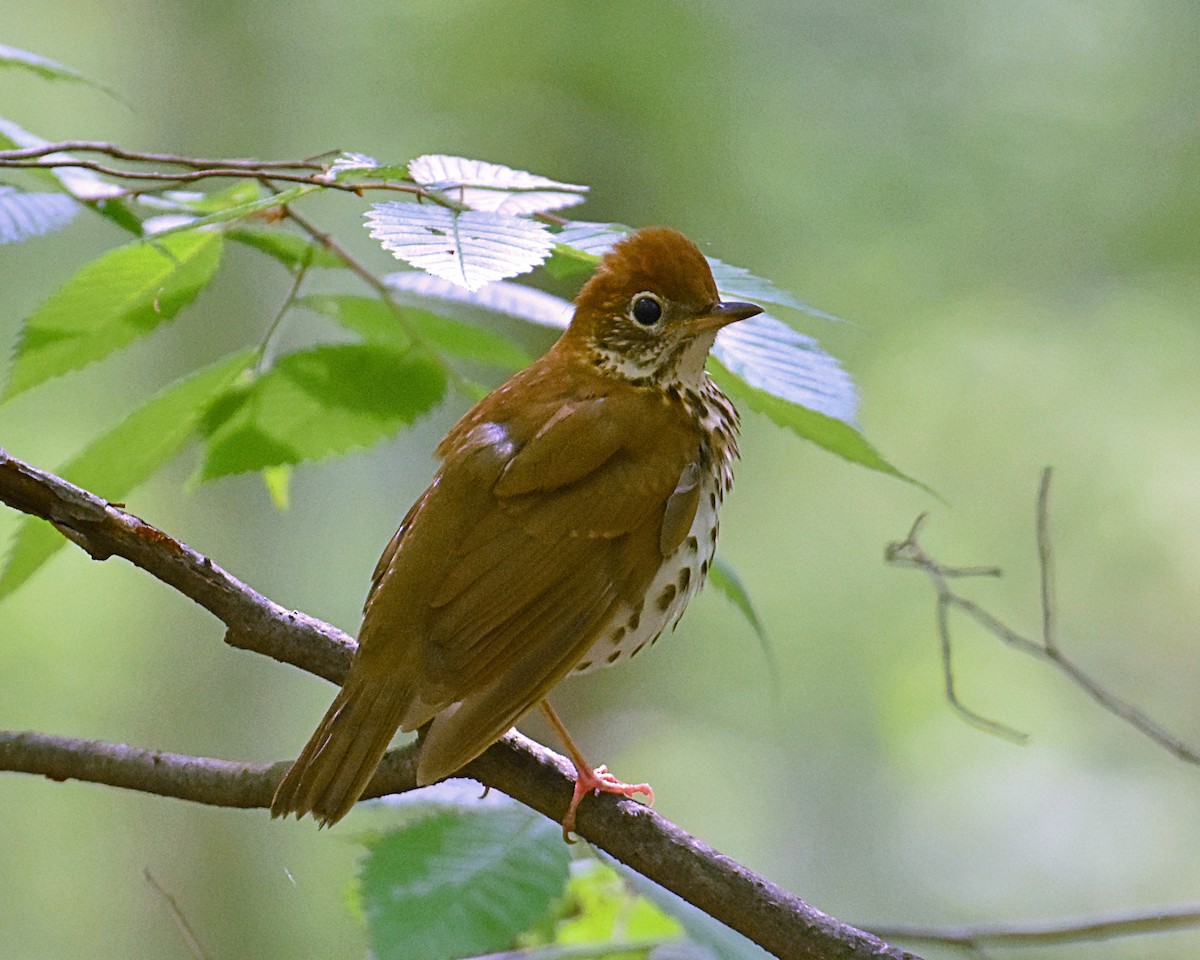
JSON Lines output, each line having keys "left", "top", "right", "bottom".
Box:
{"left": 2, "top": 2, "right": 1199, "bottom": 958}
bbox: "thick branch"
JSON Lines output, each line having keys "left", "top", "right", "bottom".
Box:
{"left": 0, "top": 448, "right": 911, "bottom": 960}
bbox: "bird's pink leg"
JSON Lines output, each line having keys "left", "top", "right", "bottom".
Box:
{"left": 539, "top": 700, "right": 654, "bottom": 841}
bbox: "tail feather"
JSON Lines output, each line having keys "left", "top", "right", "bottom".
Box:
{"left": 271, "top": 673, "right": 410, "bottom": 827}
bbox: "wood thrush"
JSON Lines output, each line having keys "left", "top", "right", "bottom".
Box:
{"left": 271, "top": 227, "right": 762, "bottom": 836}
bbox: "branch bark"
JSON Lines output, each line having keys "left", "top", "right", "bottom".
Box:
{"left": 0, "top": 448, "right": 914, "bottom": 960}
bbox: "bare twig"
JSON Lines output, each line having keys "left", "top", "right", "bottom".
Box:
{"left": 0, "top": 140, "right": 328, "bottom": 169}
{"left": 0, "top": 448, "right": 912, "bottom": 960}
{"left": 0, "top": 155, "right": 422, "bottom": 195}
{"left": 281, "top": 205, "right": 472, "bottom": 394}
{"left": 872, "top": 903, "right": 1200, "bottom": 950}
{"left": 144, "top": 870, "right": 213, "bottom": 960}
{"left": 886, "top": 468, "right": 1200, "bottom": 765}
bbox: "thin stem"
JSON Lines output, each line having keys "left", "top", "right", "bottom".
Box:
{"left": 1036, "top": 467, "right": 1057, "bottom": 652}
{"left": 144, "top": 870, "right": 213, "bottom": 960}
{"left": 886, "top": 469, "right": 1200, "bottom": 765}
{"left": 872, "top": 903, "right": 1200, "bottom": 949}
{"left": 255, "top": 248, "right": 312, "bottom": 371}
{"left": 282, "top": 205, "right": 472, "bottom": 395}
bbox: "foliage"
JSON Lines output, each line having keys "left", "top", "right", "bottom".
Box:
{"left": 0, "top": 57, "right": 905, "bottom": 596}
{"left": 0, "top": 43, "right": 905, "bottom": 959}
{"left": 350, "top": 783, "right": 765, "bottom": 960}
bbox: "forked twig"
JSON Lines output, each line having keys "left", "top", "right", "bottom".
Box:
{"left": 886, "top": 468, "right": 1200, "bottom": 765}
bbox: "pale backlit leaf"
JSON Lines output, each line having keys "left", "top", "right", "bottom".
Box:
{"left": 707, "top": 256, "right": 840, "bottom": 321}
{"left": 383, "top": 271, "right": 567, "bottom": 356}
{"left": 553, "top": 220, "right": 629, "bottom": 257}
{"left": 0, "top": 186, "right": 78, "bottom": 243}
{"left": 409, "top": 154, "right": 587, "bottom": 215}
{"left": 366, "top": 203, "right": 554, "bottom": 291}
{"left": 713, "top": 312, "right": 857, "bottom": 425}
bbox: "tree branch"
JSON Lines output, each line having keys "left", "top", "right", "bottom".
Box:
{"left": 0, "top": 447, "right": 913, "bottom": 960}
{"left": 885, "top": 468, "right": 1200, "bottom": 766}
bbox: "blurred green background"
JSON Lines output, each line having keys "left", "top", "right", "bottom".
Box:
{"left": 2, "top": 1, "right": 1199, "bottom": 958}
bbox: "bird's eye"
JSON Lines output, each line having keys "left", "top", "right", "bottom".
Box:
{"left": 630, "top": 294, "right": 663, "bottom": 326}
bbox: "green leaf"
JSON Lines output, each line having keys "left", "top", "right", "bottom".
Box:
{"left": 358, "top": 806, "right": 570, "bottom": 960}
{"left": 3, "top": 230, "right": 224, "bottom": 401}
{"left": 0, "top": 186, "right": 79, "bottom": 243}
{"left": 143, "top": 185, "right": 317, "bottom": 239}
{"left": 708, "top": 556, "right": 780, "bottom": 705}
{"left": 365, "top": 203, "right": 554, "bottom": 291}
{"left": 0, "top": 44, "right": 116, "bottom": 99}
{"left": 262, "top": 465, "right": 292, "bottom": 509}
{"left": 300, "top": 294, "right": 530, "bottom": 368}
{"left": 228, "top": 227, "right": 344, "bottom": 270}
{"left": 0, "top": 350, "right": 254, "bottom": 599}
{"left": 196, "top": 343, "right": 446, "bottom": 481}
{"left": 328, "top": 152, "right": 411, "bottom": 183}
{"left": 707, "top": 556, "right": 766, "bottom": 641}
{"left": 554, "top": 862, "right": 682, "bottom": 947}
{"left": 409, "top": 154, "right": 588, "bottom": 216}
{"left": 710, "top": 361, "right": 913, "bottom": 483}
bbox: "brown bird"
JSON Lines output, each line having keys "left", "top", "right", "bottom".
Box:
{"left": 270, "top": 227, "right": 762, "bottom": 836}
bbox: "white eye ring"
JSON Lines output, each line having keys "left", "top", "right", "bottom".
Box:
{"left": 629, "top": 292, "right": 664, "bottom": 326}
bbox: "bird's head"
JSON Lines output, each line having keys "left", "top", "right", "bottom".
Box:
{"left": 564, "top": 227, "right": 762, "bottom": 389}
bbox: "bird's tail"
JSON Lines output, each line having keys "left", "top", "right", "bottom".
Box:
{"left": 270, "top": 671, "right": 410, "bottom": 827}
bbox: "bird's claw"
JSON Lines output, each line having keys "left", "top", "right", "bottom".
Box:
{"left": 561, "top": 764, "right": 655, "bottom": 841}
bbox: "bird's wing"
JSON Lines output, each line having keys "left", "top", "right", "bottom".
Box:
{"left": 356, "top": 386, "right": 700, "bottom": 782}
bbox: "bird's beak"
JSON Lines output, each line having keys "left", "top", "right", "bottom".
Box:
{"left": 690, "top": 300, "right": 763, "bottom": 334}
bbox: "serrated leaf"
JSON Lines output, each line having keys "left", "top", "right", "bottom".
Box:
{"left": 227, "top": 227, "right": 344, "bottom": 270}
{"left": 366, "top": 203, "right": 554, "bottom": 291}
{"left": 358, "top": 806, "right": 570, "bottom": 960}
{"left": 0, "top": 117, "right": 124, "bottom": 199}
{"left": 0, "top": 186, "right": 78, "bottom": 243}
{"left": 710, "top": 361, "right": 913, "bottom": 483}
{"left": 713, "top": 313, "right": 857, "bottom": 425}
{"left": 0, "top": 350, "right": 254, "bottom": 599}
{"left": 196, "top": 343, "right": 446, "bottom": 481}
{"left": 300, "top": 294, "right": 530, "bottom": 368}
{"left": 410, "top": 154, "right": 588, "bottom": 215}
{"left": 707, "top": 257, "right": 839, "bottom": 321}
{"left": 3, "top": 230, "right": 224, "bottom": 401}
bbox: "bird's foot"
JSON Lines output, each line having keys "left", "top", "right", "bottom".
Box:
{"left": 562, "top": 764, "right": 654, "bottom": 841}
